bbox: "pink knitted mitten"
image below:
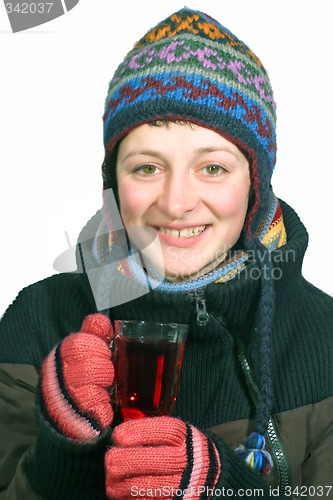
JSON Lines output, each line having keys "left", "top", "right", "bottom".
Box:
{"left": 41, "top": 313, "right": 114, "bottom": 442}
{"left": 105, "top": 416, "right": 221, "bottom": 499}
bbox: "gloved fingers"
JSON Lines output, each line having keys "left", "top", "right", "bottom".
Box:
{"left": 112, "top": 416, "right": 187, "bottom": 447}
{"left": 61, "top": 333, "right": 112, "bottom": 362}
{"left": 71, "top": 386, "right": 112, "bottom": 409}
{"left": 106, "top": 475, "right": 182, "bottom": 500}
{"left": 105, "top": 445, "right": 187, "bottom": 478}
{"left": 81, "top": 313, "right": 114, "bottom": 343}
{"left": 63, "top": 357, "right": 114, "bottom": 388}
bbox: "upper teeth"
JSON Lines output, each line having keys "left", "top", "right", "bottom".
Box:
{"left": 159, "top": 225, "right": 206, "bottom": 238}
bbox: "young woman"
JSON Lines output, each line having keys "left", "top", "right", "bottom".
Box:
{"left": 1, "top": 8, "right": 332, "bottom": 499}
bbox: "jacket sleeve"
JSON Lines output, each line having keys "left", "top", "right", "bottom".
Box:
{"left": 0, "top": 282, "right": 111, "bottom": 500}
{"left": 301, "top": 396, "right": 333, "bottom": 497}
{"left": 0, "top": 363, "right": 43, "bottom": 499}
{"left": 0, "top": 360, "right": 111, "bottom": 500}
{"left": 28, "top": 381, "right": 111, "bottom": 500}
{"left": 206, "top": 395, "right": 333, "bottom": 499}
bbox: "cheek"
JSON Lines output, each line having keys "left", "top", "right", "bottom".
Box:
{"left": 118, "top": 182, "right": 138, "bottom": 223}
{"left": 213, "top": 182, "right": 250, "bottom": 220}
{"left": 118, "top": 180, "right": 151, "bottom": 225}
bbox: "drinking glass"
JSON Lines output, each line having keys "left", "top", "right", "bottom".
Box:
{"left": 112, "top": 320, "right": 189, "bottom": 421}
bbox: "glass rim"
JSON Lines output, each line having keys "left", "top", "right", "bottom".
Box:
{"left": 114, "top": 319, "right": 189, "bottom": 329}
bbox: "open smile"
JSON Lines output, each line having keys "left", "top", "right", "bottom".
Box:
{"left": 158, "top": 225, "right": 206, "bottom": 238}
{"left": 154, "top": 225, "right": 210, "bottom": 248}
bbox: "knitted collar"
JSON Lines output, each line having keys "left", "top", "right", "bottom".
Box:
{"left": 92, "top": 192, "right": 286, "bottom": 292}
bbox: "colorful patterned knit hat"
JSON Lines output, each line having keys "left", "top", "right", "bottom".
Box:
{"left": 101, "top": 8, "right": 279, "bottom": 476}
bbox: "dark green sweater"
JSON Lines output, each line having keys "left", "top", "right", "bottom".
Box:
{"left": 1, "top": 201, "right": 333, "bottom": 499}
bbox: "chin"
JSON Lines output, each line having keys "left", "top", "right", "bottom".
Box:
{"left": 163, "top": 264, "right": 210, "bottom": 283}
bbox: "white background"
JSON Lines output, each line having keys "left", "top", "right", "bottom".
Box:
{"left": 1, "top": 0, "right": 332, "bottom": 316}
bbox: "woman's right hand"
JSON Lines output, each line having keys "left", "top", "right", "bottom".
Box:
{"left": 41, "top": 313, "right": 114, "bottom": 442}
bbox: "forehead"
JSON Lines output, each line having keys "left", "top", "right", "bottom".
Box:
{"left": 117, "top": 122, "right": 248, "bottom": 163}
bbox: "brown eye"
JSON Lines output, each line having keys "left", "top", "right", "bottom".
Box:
{"left": 140, "top": 164, "right": 157, "bottom": 175}
{"left": 204, "top": 164, "right": 224, "bottom": 175}
{"left": 133, "top": 164, "right": 159, "bottom": 175}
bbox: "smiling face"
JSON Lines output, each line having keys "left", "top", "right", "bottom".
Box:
{"left": 116, "top": 122, "right": 251, "bottom": 282}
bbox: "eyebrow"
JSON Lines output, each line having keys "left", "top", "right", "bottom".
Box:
{"left": 121, "top": 150, "right": 162, "bottom": 162}
{"left": 193, "top": 146, "right": 241, "bottom": 158}
{"left": 121, "top": 145, "right": 242, "bottom": 163}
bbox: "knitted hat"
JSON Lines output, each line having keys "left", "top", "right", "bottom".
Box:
{"left": 101, "top": 8, "right": 277, "bottom": 475}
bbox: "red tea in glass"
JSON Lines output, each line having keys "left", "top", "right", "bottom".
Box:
{"left": 113, "top": 321, "right": 188, "bottom": 421}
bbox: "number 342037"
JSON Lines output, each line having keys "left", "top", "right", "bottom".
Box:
{"left": 5, "top": 3, "right": 53, "bottom": 14}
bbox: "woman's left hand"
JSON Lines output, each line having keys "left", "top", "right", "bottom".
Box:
{"left": 105, "top": 415, "right": 221, "bottom": 499}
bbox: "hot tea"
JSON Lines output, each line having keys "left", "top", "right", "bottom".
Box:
{"left": 113, "top": 320, "right": 188, "bottom": 421}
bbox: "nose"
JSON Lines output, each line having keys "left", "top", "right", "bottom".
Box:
{"left": 156, "top": 170, "right": 200, "bottom": 219}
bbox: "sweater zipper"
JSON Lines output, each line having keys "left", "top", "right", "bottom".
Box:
{"left": 236, "top": 339, "right": 292, "bottom": 494}
{"left": 191, "top": 289, "right": 209, "bottom": 326}
{"left": 212, "top": 314, "right": 292, "bottom": 492}
{"left": 266, "top": 417, "right": 292, "bottom": 494}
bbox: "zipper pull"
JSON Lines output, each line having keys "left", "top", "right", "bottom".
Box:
{"left": 193, "top": 289, "right": 209, "bottom": 326}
